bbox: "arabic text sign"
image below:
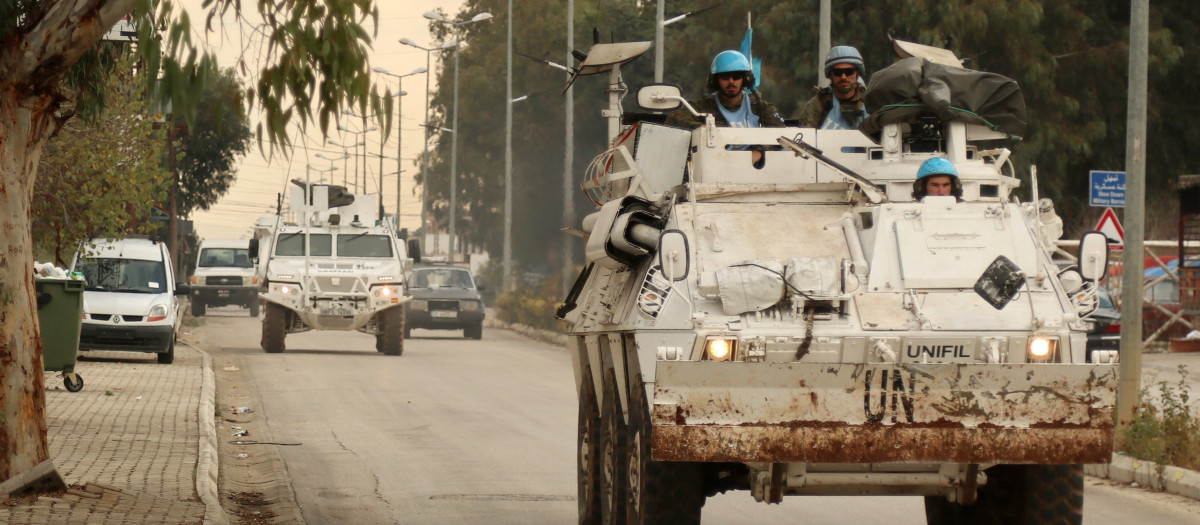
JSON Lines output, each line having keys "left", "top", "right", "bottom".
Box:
{"left": 1089, "top": 170, "right": 1125, "bottom": 208}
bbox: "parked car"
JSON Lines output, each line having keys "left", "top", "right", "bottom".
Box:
{"left": 1085, "top": 287, "right": 1120, "bottom": 358}
{"left": 405, "top": 264, "right": 485, "bottom": 339}
{"left": 71, "top": 236, "right": 190, "bottom": 364}
{"left": 189, "top": 239, "right": 260, "bottom": 317}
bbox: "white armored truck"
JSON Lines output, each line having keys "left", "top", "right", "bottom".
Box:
{"left": 559, "top": 41, "right": 1117, "bottom": 524}
{"left": 251, "top": 180, "right": 420, "bottom": 355}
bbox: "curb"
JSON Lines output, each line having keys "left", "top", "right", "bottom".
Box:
{"left": 1086, "top": 454, "right": 1200, "bottom": 501}
{"left": 185, "top": 342, "right": 231, "bottom": 525}
{"left": 485, "top": 319, "right": 1200, "bottom": 503}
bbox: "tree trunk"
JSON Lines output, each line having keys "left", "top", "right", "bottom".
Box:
{"left": 0, "top": 88, "right": 55, "bottom": 483}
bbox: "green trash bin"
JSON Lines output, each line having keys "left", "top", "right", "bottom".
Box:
{"left": 36, "top": 278, "right": 85, "bottom": 392}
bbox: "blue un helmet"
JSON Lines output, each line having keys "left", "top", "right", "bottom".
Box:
{"left": 824, "top": 45, "right": 865, "bottom": 78}
{"left": 912, "top": 157, "right": 963, "bottom": 200}
{"left": 708, "top": 50, "right": 755, "bottom": 92}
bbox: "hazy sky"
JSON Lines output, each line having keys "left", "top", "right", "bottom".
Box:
{"left": 181, "top": 0, "right": 470, "bottom": 240}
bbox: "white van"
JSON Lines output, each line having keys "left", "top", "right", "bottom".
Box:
{"left": 71, "top": 237, "right": 190, "bottom": 364}
{"left": 189, "top": 239, "right": 259, "bottom": 316}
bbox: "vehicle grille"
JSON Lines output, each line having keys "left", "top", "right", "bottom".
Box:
{"left": 313, "top": 276, "right": 360, "bottom": 294}
{"left": 88, "top": 314, "right": 145, "bottom": 322}
{"left": 206, "top": 276, "right": 242, "bottom": 286}
{"left": 429, "top": 300, "right": 460, "bottom": 311}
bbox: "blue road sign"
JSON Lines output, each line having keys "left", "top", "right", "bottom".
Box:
{"left": 1089, "top": 170, "right": 1125, "bottom": 208}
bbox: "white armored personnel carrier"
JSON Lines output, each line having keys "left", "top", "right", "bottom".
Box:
{"left": 560, "top": 41, "right": 1117, "bottom": 524}
{"left": 252, "top": 180, "right": 420, "bottom": 355}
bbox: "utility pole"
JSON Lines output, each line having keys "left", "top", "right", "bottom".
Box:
{"left": 503, "top": 0, "right": 514, "bottom": 291}
{"left": 1117, "top": 0, "right": 1148, "bottom": 438}
{"left": 563, "top": 0, "right": 575, "bottom": 293}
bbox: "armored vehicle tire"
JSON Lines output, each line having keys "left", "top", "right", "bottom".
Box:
{"left": 600, "top": 370, "right": 628, "bottom": 525}
{"left": 262, "top": 302, "right": 287, "bottom": 353}
{"left": 626, "top": 375, "right": 704, "bottom": 524}
{"left": 378, "top": 307, "right": 405, "bottom": 356}
{"left": 464, "top": 322, "right": 483, "bottom": 340}
{"left": 924, "top": 464, "right": 1083, "bottom": 525}
{"left": 157, "top": 341, "right": 175, "bottom": 364}
{"left": 192, "top": 299, "right": 205, "bottom": 317}
{"left": 249, "top": 300, "right": 260, "bottom": 317}
{"left": 577, "top": 367, "right": 602, "bottom": 525}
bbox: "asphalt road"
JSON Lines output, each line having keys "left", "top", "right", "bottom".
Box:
{"left": 194, "top": 308, "right": 1200, "bottom": 524}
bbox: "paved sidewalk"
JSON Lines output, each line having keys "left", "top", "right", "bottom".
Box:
{"left": 0, "top": 345, "right": 225, "bottom": 525}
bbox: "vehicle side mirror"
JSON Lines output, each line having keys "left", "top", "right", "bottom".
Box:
{"left": 1077, "top": 231, "right": 1109, "bottom": 282}
{"left": 657, "top": 230, "right": 690, "bottom": 281}
{"left": 637, "top": 83, "right": 684, "bottom": 112}
{"left": 476, "top": 284, "right": 486, "bottom": 292}
{"left": 248, "top": 238, "right": 259, "bottom": 259}
{"left": 407, "top": 239, "right": 422, "bottom": 263}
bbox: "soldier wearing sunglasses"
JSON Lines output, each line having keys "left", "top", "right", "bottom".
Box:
{"left": 666, "top": 50, "right": 784, "bottom": 130}
{"left": 797, "top": 46, "right": 869, "bottom": 129}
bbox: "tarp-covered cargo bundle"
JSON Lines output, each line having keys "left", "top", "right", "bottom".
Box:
{"left": 861, "top": 57, "right": 1027, "bottom": 138}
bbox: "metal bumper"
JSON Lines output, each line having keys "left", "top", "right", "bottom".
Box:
{"left": 650, "top": 361, "right": 1118, "bottom": 464}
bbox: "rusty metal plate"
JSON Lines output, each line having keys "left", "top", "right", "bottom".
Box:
{"left": 651, "top": 361, "right": 1117, "bottom": 464}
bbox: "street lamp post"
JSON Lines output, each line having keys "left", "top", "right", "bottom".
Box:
{"left": 327, "top": 141, "right": 361, "bottom": 187}
{"left": 307, "top": 164, "right": 338, "bottom": 184}
{"left": 504, "top": 0, "right": 513, "bottom": 291}
{"left": 423, "top": 10, "right": 493, "bottom": 262}
{"left": 373, "top": 66, "right": 428, "bottom": 228}
{"left": 337, "top": 125, "right": 377, "bottom": 192}
{"left": 399, "top": 39, "right": 456, "bottom": 252}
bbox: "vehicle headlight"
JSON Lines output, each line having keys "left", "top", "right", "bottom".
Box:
{"left": 1027, "top": 336, "right": 1059, "bottom": 362}
{"left": 461, "top": 300, "right": 480, "bottom": 311}
{"left": 274, "top": 282, "right": 300, "bottom": 295}
{"left": 148, "top": 304, "right": 168, "bottom": 322}
{"left": 703, "top": 336, "right": 738, "bottom": 361}
{"left": 410, "top": 299, "right": 427, "bottom": 310}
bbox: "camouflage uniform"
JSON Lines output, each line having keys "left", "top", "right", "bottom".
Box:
{"left": 796, "top": 85, "right": 868, "bottom": 128}
{"left": 665, "top": 92, "right": 785, "bottom": 129}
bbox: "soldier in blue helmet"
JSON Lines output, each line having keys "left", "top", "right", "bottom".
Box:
{"left": 912, "top": 157, "right": 963, "bottom": 200}
{"left": 666, "top": 50, "right": 784, "bottom": 129}
{"left": 797, "top": 45, "right": 869, "bottom": 129}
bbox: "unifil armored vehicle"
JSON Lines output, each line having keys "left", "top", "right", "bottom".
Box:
{"left": 559, "top": 40, "right": 1117, "bottom": 524}
{"left": 252, "top": 180, "right": 419, "bottom": 355}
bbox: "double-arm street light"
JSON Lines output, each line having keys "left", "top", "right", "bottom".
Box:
{"left": 307, "top": 163, "right": 338, "bottom": 184}
{"left": 422, "top": 10, "right": 493, "bottom": 262}
{"left": 399, "top": 39, "right": 457, "bottom": 247}
{"left": 373, "top": 66, "right": 428, "bottom": 227}
{"left": 323, "top": 144, "right": 359, "bottom": 187}
{"left": 336, "top": 125, "right": 377, "bottom": 192}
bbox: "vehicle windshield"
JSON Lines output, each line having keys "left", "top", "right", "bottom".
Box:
{"left": 1098, "top": 288, "right": 1116, "bottom": 310}
{"left": 275, "top": 233, "right": 332, "bottom": 256}
{"left": 412, "top": 268, "right": 474, "bottom": 289}
{"left": 77, "top": 258, "right": 168, "bottom": 293}
{"left": 337, "top": 234, "right": 394, "bottom": 257}
{"left": 198, "top": 248, "right": 253, "bottom": 268}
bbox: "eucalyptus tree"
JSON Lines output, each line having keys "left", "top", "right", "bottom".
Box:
{"left": 0, "top": 0, "right": 385, "bottom": 486}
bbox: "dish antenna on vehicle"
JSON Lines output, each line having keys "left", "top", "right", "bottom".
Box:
{"left": 561, "top": 41, "right": 652, "bottom": 94}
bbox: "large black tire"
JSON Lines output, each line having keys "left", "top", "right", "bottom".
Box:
{"left": 377, "top": 307, "right": 405, "bottom": 356}
{"left": 249, "top": 300, "right": 260, "bottom": 317}
{"left": 262, "top": 302, "right": 287, "bottom": 353}
{"left": 626, "top": 375, "right": 704, "bottom": 524}
{"left": 192, "top": 299, "right": 205, "bottom": 317}
{"left": 599, "top": 370, "right": 627, "bottom": 525}
{"left": 578, "top": 368, "right": 603, "bottom": 525}
{"left": 925, "top": 465, "right": 1083, "bottom": 525}
{"left": 464, "top": 321, "right": 483, "bottom": 340}
{"left": 157, "top": 341, "right": 175, "bottom": 364}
